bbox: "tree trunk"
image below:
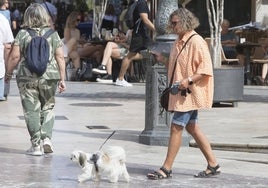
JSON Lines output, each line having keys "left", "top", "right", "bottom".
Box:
{"left": 206, "top": 0, "right": 224, "bottom": 68}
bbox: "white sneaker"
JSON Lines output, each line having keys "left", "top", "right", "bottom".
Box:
{"left": 26, "top": 145, "right": 43, "bottom": 156}
{"left": 96, "top": 74, "right": 113, "bottom": 83}
{"left": 115, "top": 78, "right": 133, "bottom": 87}
{"left": 43, "top": 137, "right": 53, "bottom": 153}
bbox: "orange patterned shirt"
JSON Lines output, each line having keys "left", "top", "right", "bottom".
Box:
{"left": 167, "top": 31, "right": 214, "bottom": 112}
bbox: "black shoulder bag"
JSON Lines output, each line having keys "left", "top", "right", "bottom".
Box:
{"left": 160, "top": 34, "right": 197, "bottom": 113}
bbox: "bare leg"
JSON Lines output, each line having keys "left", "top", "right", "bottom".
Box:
{"left": 186, "top": 123, "right": 219, "bottom": 171}
{"left": 148, "top": 122, "right": 219, "bottom": 179}
{"left": 261, "top": 63, "right": 268, "bottom": 80}
{"left": 101, "top": 42, "right": 119, "bottom": 65}
{"left": 106, "top": 57, "right": 113, "bottom": 75}
{"left": 66, "top": 38, "right": 80, "bottom": 69}
{"left": 147, "top": 124, "right": 183, "bottom": 178}
{"left": 78, "top": 44, "right": 104, "bottom": 59}
{"left": 162, "top": 124, "right": 183, "bottom": 171}
{"left": 68, "top": 51, "right": 80, "bottom": 69}
{"left": 118, "top": 52, "right": 137, "bottom": 80}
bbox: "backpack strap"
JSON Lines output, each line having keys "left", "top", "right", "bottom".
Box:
{"left": 26, "top": 28, "right": 54, "bottom": 38}
{"left": 26, "top": 29, "right": 37, "bottom": 37}
{"left": 43, "top": 29, "right": 55, "bottom": 39}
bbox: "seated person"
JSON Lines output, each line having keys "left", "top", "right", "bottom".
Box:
{"left": 63, "top": 11, "right": 81, "bottom": 80}
{"left": 255, "top": 42, "right": 268, "bottom": 85}
{"left": 63, "top": 11, "right": 104, "bottom": 80}
{"left": 92, "top": 30, "right": 142, "bottom": 83}
{"left": 221, "top": 19, "right": 239, "bottom": 59}
{"left": 77, "top": 43, "right": 104, "bottom": 64}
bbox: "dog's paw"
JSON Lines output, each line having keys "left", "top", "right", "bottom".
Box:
{"left": 125, "top": 176, "right": 130, "bottom": 182}
{"left": 93, "top": 174, "right": 100, "bottom": 182}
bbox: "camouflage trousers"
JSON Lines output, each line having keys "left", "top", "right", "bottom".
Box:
{"left": 16, "top": 77, "right": 58, "bottom": 146}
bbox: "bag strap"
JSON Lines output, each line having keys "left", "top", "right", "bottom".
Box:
{"left": 26, "top": 28, "right": 54, "bottom": 39}
{"left": 43, "top": 29, "right": 55, "bottom": 39}
{"left": 169, "top": 33, "right": 197, "bottom": 87}
{"left": 26, "top": 29, "right": 37, "bottom": 38}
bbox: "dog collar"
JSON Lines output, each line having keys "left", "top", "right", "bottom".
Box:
{"left": 90, "top": 154, "right": 99, "bottom": 172}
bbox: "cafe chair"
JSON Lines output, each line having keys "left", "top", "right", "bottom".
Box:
{"left": 250, "top": 38, "right": 268, "bottom": 83}
{"left": 221, "top": 47, "right": 239, "bottom": 65}
{"left": 205, "top": 38, "right": 239, "bottom": 65}
{"left": 251, "top": 46, "right": 268, "bottom": 63}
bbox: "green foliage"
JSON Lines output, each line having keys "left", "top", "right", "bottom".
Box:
{"left": 75, "top": 0, "right": 89, "bottom": 12}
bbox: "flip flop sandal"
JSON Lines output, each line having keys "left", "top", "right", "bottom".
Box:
{"left": 147, "top": 166, "right": 172, "bottom": 180}
{"left": 194, "top": 164, "right": 221, "bottom": 178}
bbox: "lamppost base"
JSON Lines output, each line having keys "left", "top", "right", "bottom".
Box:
{"left": 139, "top": 129, "right": 191, "bottom": 146}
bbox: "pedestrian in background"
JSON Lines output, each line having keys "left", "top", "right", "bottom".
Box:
{"left": 147, "top": 8, "right": 220, "bottom": 179}
{"left": 0, "top": 0, "right": 14, "bottom": 100}
{"left": 5, "top": 3, "right": 66, "bottom": 156}
{"left": 115, "top": 0, "right": 155, "bottom": 87}
{"left": 0, "top": 13, "right": 13, "bottom": 101}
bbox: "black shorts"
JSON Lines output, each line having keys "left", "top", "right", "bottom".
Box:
{"left": 129, "top": 34, "right": 150, "bottom": 53}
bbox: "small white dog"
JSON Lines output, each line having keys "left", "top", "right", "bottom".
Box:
{"left": 70, "top": 146, "right": 130, "bottom": 183}
{"left": 70, "top": 150, "right": 94, "bottom": 182}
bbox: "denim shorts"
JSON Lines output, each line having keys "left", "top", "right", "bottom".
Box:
{"left": 172, "top": 110, "right": 198, "bottom": 127}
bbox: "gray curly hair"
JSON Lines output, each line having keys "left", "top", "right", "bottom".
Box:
{"left": 167, "top": 8, "right": 200, "bottom": 33}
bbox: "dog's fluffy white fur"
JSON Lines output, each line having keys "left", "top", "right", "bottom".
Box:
{"left": 70, "top": 146, "right": 130, "bottom": 183}
{"left": 70, "top": 150, "right": 94, "bottom": 182}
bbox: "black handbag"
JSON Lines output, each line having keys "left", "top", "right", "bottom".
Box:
{"left": 77, "top": 59, "right": 98, "bottom": 81}
{"left": 160, "top": 34, "right": 196, "bottom": 113}
{"left": 160, "top": 87, "right": 172, "bottom": 112}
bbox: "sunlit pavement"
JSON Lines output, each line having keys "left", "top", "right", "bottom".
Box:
{"left": 1, "top": 80, "right": 268, "bottom": 187}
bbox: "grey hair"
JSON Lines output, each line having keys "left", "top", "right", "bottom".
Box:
{"left": 21, "top": 3, "right": 50, "bottom": 28}
{"left": 167, "top": 8, "right": 200, "bottom": 33}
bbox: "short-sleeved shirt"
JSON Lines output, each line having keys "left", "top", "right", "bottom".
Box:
{"left": 221, "top": 32, "right": 238, "bottom": 53}
{"left": 129, "top": 0, "right": 151, "bottom": 52}
{"left": 168, "top": 31, "right": 214, "bottom": 112}
{"left": 0, "top": 9, "right": 11, "bottom": 25}
{"left": 0, "top": 14, "right": 14, "bottom": 78}
{"left": 133, "top": 0, "right": 150, "bottom": 38}
{"left": 14, "top": 27, "right": 63, "bottom": 80}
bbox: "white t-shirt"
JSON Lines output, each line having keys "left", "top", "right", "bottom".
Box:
{"left": 0, "top": 14, "right": 14, "bottom": 78}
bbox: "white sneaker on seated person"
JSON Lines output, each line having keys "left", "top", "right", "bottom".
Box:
{"left": 92, "top": 65, "right": 108, "bottom": 74}
{"left": 115, "top": 78, "right": 133, "bottom": 87}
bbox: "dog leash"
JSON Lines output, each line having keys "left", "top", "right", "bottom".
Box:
{"left": 99, "top": 130, "right": 116, "bottom": 150}
{"left": 90, "top": 131, "right": 116, "bottom": 172}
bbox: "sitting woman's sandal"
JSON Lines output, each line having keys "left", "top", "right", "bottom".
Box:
{"left": 194, "top": 164, "right": 221, "bottom": 178}
{"left": 147, "top": 166, "right": 172, "bottom": 180}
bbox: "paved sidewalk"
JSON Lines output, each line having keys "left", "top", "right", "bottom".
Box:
{"left": 0, "top": 80, "right": 268, "bottom": 188}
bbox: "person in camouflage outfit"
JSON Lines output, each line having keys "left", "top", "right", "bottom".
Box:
{"left": 5, "top": 3, "right": 66, "bottom": 156}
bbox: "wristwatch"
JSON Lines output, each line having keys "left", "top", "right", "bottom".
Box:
{"left": 188, "top": 77, "right": 193, "bottom": 85}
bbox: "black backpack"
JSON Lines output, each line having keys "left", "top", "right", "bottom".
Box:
{"left": 124, "top": 1, "right": 140, "bottom": 29}
{"left": 25, "top": 28, "right": 55, "bottom": 76}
